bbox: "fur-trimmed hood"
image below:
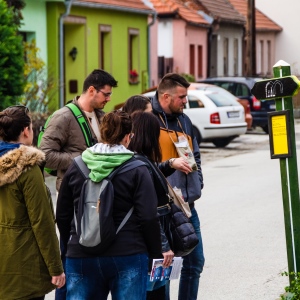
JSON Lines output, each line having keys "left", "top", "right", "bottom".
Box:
{"left": 0, "top": 145, "right": 45, "bottom": 187}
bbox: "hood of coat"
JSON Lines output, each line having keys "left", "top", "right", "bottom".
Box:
{"left": 82, "top": 143, "right": 133, "bottom": 182}
{"left": 0, "top": 144, "right": 45, "bottom": 187}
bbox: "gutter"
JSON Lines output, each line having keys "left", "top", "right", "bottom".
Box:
{"left": 147, "top": 11, "right": 157, "bottom": 88}
{"left": 59, "top": 0, "right": 74, "bottom": 108}
{"left": 73, "top": 2, "right": 154, "bottom": 15}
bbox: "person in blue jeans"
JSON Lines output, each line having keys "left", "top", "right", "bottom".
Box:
{"left": 150, "top": 73, "right": 205, "bottom": 300}
{"left": 56, "top": 110, "right": 162, "bottom": 299}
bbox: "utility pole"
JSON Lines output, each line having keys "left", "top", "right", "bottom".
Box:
{"left": 246, "top": 0, "right": 256, "bottom": 76}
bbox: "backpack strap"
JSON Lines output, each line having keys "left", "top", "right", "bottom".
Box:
{"left": 66, "top": 103, "right": 94, "bottom": 147}
{"left": 74, "top": 155, "right": 90, "bottom": 179}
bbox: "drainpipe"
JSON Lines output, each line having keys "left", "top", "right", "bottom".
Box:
{"left": 59, "top": 0, "right": 74, "bottom": 108}
{"left": 147, "top": 12, "right": 157, "bottom": 88}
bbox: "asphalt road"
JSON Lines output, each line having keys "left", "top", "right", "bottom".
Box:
{"left": 45, "top": 123, "right": 300, "bottom": 299}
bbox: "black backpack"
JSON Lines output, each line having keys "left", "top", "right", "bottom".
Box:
{"left": 73, "top": 156, "right": 145, "bottom": 255}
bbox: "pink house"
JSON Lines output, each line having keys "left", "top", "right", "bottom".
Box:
{"left": 148, "top": 0, "right": 210, "bottom": 87}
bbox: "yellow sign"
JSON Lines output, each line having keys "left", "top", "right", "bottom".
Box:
{"left": 271, "top": 115, "right": 288, "bottom": 155}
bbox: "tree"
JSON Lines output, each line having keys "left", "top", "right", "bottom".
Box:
{"left": 0, "top": 0, "right": 25, "bottom": 110}
{"left": 5, "top": 0, "right": 25, "bottom": 27}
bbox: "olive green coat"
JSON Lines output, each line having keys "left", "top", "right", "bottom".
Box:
{"left": 0, "top": 145, "right": 63, "bottom": 300}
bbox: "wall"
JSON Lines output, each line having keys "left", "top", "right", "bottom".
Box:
{"left": 46, "top": 3, "right": 149, "bottom": 111}
{"left": 20, "top": 0, "right": 48, "bottom": 63}
{"left": 256, "top": 0, "right": 300, "bottom": 76}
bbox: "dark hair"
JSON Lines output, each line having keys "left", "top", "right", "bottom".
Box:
{"left": 157, "top": 73, "right": 190, "bottom": 94}
{"left": 0, "top": 105, "right": 31, "bottom": 142}
{"left": 83, "top": 69, "right": 118, "bottom": 93}
{"left": 129, "top": 111, "right": 162, "bottom": 163}
{"left": 100, "top": 110, "right": 132, "bottom": 145}
{"left": 122, "top": 95, "right": 151, "bottom": 115}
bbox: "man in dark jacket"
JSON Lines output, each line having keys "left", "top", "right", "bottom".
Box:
{"left": 151, "top": 73, "right": 204, "bottom": 300}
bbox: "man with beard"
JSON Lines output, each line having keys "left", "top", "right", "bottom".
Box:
{"left": 40, "top": 69, "right": 117, "bottom": 192}
{"left": 150, "top": 73, "right": 204, "bottom": 300}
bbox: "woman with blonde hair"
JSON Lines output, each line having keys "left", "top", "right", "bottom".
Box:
{"left": 0, "top": 105, "right": 65, "bottom": 300}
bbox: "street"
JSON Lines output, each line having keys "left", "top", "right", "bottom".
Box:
{"left": 45, "top": 124, "right": 300, "bottom": 299}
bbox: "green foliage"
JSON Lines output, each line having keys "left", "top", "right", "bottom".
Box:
{"left": 180, "top": 73, "right": 195, "bottom": 83}
{"left": 281, "top": 272, "right": 300, "bottom": 299}
{"left": 20, "top": 40, "right": 58, "bottom": 113}
{"left": 0, "top": 0, "right": 25, "bottom": 110}
{"left": 5, "top": 0, "right": 26, "bottom": 27}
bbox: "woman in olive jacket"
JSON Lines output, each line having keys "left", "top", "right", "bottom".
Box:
{"left": 0, "top": 106, "right": 65, "bottom": 300}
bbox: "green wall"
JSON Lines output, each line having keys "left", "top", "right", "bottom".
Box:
{"left": 46, "top": 3, "right": 150, "bottom": 112}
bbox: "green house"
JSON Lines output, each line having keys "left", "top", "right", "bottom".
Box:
{"left": 22, "top": 0, "right": 154, "bottom": 112}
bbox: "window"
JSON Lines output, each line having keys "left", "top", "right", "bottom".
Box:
{"left": 267, "top": 40, "right": 271, "bottom": 75}
{"left": 198, "top": 45, "right": 203, "bottom": 77}
{"left": 223, "top": 38, "right": 228, "bottom": 76}
{"left": 234, "top": 39, "right": 238, "bottom": 76}
{"left": 189, "top": 44, "right": 195, "bottom": 76}
{"left": 99, "top": 25, "right": 111, "bottom": 71}
{"left": 188, "top": 95, "right": 204, "bottom": 108}
{"left": 260, "top": 40, "right": 264, "bottom": 74}
{"left": 128, "top": 28, "right": 139, "bottom": 83}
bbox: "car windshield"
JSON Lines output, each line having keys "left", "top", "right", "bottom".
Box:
{"left": 204, "top": 91, "right": 239, "bottom": 107}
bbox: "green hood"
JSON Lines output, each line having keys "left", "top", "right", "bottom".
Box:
{"left": 82, "top": 147, "right": 133, "bottom": 182}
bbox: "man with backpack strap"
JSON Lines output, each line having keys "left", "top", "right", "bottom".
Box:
{"left": 39, "top": 69, "right": 117, "bottom": 300}
{"left": 39, "top": 69, "right": 117, "bottom": 192}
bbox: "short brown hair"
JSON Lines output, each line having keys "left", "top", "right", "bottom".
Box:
{"left": 157, "top": 73, "right": 190, "bottom": 94}
{"left": 100, "top": 110, "right": 132, "bottom": 145}
{"left": 122, "top": 95, "right": 151, "bottom": 115}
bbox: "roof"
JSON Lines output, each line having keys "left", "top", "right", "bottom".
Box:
{"left": 228, "top": 0, "right": 282, "bottom": 32}
{"left": 150, "top": 0, "right": 210, "bottom": 26}
{"left": 73, "top": 0, "right": 155, "bottom": 14}
{"left": 196, "top": 0, "right": 245, "bottom": 25}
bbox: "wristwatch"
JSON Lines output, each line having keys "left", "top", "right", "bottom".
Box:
{"left": 169, "top": 158, "right": 176, "bottom": 168}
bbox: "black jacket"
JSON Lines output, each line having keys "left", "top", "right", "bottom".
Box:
{"left": 56, "top": 159, "right": 162, "bottom": 258}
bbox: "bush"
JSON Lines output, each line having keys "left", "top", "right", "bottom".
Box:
{"left": 281, "top": 272, "right": 300, "bottom": 299}
{"left": 0, "top": 0, "right": 25, "bottom": 110}
{"left": 180, "top": 73, "right": 195, "bottom": 83}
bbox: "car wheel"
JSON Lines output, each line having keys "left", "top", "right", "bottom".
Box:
{"left": 212, "top": 137, "right": 234, "bottom": 148}
{"left": 261, "top": 125, "right": 269, "bottom": 134}
{"left": 192, "top": 126, "right": 202, "bottom": 145}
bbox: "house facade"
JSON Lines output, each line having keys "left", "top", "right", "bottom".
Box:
{"left": 229, "top": 0, "right": 282, "bottom": 78}
{"left": 149, "top": 0, "right": 209, "bottom": 87}
{"left": 256, "top": 0, "right": 299, "bottom": 76}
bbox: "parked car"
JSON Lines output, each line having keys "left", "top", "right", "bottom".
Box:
{"left": 198, "top": 77, "right": 275, "bottom": 133}
{"left": 188, "top": 83, "right": 252, "bottom": 130}
{"left": 143, "top": 87, "right": 247, "bottom": 148}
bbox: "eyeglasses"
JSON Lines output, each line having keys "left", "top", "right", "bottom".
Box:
{"left": 99, "top": 90, "right": 113, "bottom": 98}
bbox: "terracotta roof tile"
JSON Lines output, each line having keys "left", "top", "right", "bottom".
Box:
{"left": 75, "top": 0, "right": 154, "bottom": 12}
{"left": 228, "top": 0, "right": 282, "bottom": 32}
{"left": 197, "top": 0, "right": 245, "bottom": 25}
{"left": 151, "top": 0, "right": 209, "bottom": 26}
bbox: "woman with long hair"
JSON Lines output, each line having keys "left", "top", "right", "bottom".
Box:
{"left": 56, "top": 110, "right": 161, "bottom": 299}
{"left": 0, "top": 105, "right": 65, "bottom": 300}
{"left": 129, "top": 111, "right": 187, "bottom": 300}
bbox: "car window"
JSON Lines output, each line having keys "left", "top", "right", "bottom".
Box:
{"left": 205, "top": 91, "right": 239, "bottom": 107}
{"left": 216, "top": 82, "right": 236, "bottom": 95}
{"left": 187, "top": 95, "right": 205, "bottom": 108}
{"left": 235, "top": 83, "right": 249, "bottom": 96}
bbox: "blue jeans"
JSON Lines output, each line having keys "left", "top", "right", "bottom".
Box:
{"left": 65, "top": 253, "right": 148, "bottom": 300}
{"left": 178, "top": 207, "right": 205, "bottom": 300}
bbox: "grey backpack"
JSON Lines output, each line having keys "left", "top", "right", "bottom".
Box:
{"left": 74, "top": 156, "right": 145, "bottom": 255}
